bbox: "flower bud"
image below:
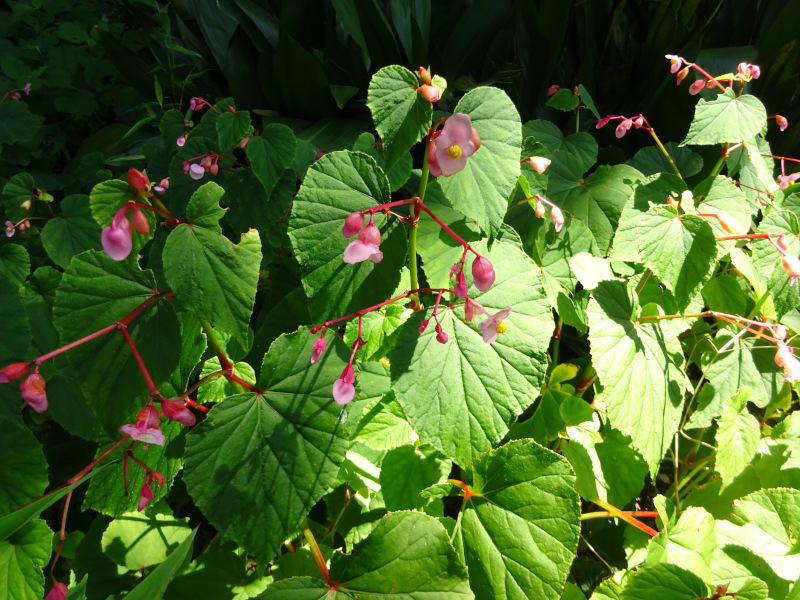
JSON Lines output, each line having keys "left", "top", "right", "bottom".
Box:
{"left": 773, "top": 324, "right": 788, "bottom": 341}
{"left": 21, "top": 372, "right": 47, "bottom": 413}
{"left": 471, "top": 256, "right": 496, "bottom": 292}
{"left": 715, "top": 213, "right": 740, "bottom": 234}
{"left": 776, "top": 235, "right": 791, "bottom": 253}
{"left": 0, "top": 362, "right": 31, "bottom": 383}
{"left": 20, "top": 199, "right": 32, "bottom": 211}
{"left": 310, "top": 335, "right": 327, "bottom": 364}
{"left": 158, "top": 178, "right": 169, "bottom": 191}
{"left": 676, "top": 66, "right": 690, "bottom": 84}
{"left": 454, "top": 270, "right": 469, "bottom": 298}
{"left": 615, "top": 119, "right": 632, "bottom": 138}
{"left": 534, "top": 200, "right": 545, "bottom": 218}
{"left": 471, "top": 126, "right": 481, "bottom": 152}
{"left": 177, "top": 134, "right": 186, "bottom": 147}
{"left": 342, "top": 212, "right": 365, "bottom": 238}
{"left": 547, "top": 84, "right": 561, "bottom": 96}
{"left": 419, "top": 84, "right": 440, "bottom": 103}
{"left": 160, "top": 397, "right": 196, "bottom": 426}
{"left": 419, "top": 66, "right": 432, "bottom": 86}
{"left": 776, "top": 115, "right": 788, "bottom": 131}
{"left": 689, "top": 79, "right": 705, "bottom": 95}
{"left": 131, "top": 207, "right": 150, "bottom": 235}
{"left": 209, "top": 162, "right": 219, "bottom": 176}
{"left": 782, "top": 254, "right": 800, "bottom": 286}
{"left": 550, "top": 205, "right": 565, "bottom": 232}
{"left": 526, "top": 156, "right": 551, "bottom": 174}
{"left": 239, "top": 136, "right": 251, "bottom": 149}
{"left": 101, "top": 215, "right": 133, "bottom": 261}
{"left": 435, "top": 324, "right": 449, "bottom": 344}
{"left": 359, "top": 222, "right": 381, "bottom": 246}
{"left": 419, "top": 319, "right": 430, "bottom": 334}
{"left": 127, "top": 168, "right": 149, "bottom": 191}
{"left": 464, "top": 299, "right": 475, "bottom": 322}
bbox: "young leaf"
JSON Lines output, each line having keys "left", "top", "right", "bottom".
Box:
{"left": 379, "top": 445, "right": 450, "bottom": 511}
{"left": 683, "top": 90, "right": 767, "bottom": 146}
{"left": 0, "top": 417, "right": 48, "bottom": 516}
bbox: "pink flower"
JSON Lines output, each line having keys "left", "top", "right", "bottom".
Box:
{"left": 550, "top": 205, "right": 564, "bottom": 232}
{"left": 776, "top": 115, "right": 788, "bottom": 131}
{"left": 189, "top": 164, "right": 205, "bottom": 180}
{"left": 665, "top": 54, "right": 683, "bottom": 74}
{"left": 689, "top": 79, "right": 706, "bottom": 95}
{"left": 5, "top": 221, "right": 14, "bottom": 237}
{"left": 22, "top": 83, "right": 31, "bottom": 95}
{"left": 783, "top": 254, "right": 800, "bottom": 286}
{"left": 471, "top": 256, "right": 495, "bottom": 292}
{"left": 525, "top": 156, "right": 551, "bottom": 174}
{"left": 45, "top": 583, "right": 68, "bottom": 600}
{"left": 738, "top": 63, "right": 761, "bottom": 79}
{"left": 20, "top": 371, "right": 47, "bottom": 413}
{"left": 333, "top": 365, "right": 356, "bottom": 405}
{"left": 120, "top": 402, "right": 165, "bottom": 446}
{"left": 177, "top": 134, "right": 186, "bottom": 147}
{"left": 160, "top": 397, "right": 196, "bottom": 426}
{"left": 138, "top": 480, "right": 154, "bottom": 511}
{"left": 427, "top": 113, "right": 480, "bottom": 177}
{"left": 777, "top": 172, "right": 800, "bottom": 190}
{"left": 101, "top": 214, "right": 133, "bottom": 261}
{"left": 478, "top": 306, "right": 512, "bottom": 344}
{"left": 310, "top": 335, "right": 327, "bottom": 364}
{"left": 343, "top": 220, "right": 383, "bottom": 264}
{"left": 454, "top": 270, "right": 469, "bottom": 298}
{"left": 615, "top": 119, "right": 633, "bottom": 138}
{"left": 419, "top": 84, "right": 440, "bottom": 103}
{"left": 0, "top": 362, "right": 31, "bottom": 383}
{"left": 775, "top": 342, "right": 800, "bottom": 382}
{"left": 342, "top": 212, "right": 365, "bottom": 238}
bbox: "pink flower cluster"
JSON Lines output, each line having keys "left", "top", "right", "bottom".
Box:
{"left": 182, "top": 153, "right": 221, "bottom": 180}
{"left": 596, "top": 114, "right": 647, "bottom": 139}
{"left": 342, "top": 212, "right": 383, "bottom": 264}
{"left": 428, "top": 113, "right": 481, "bottom": 177}
{"left": 532, "top": 195, "right": 564, "bottom": 232}
{"left": 0, "top": 362, "right": 48, "bottom": 412}
{"left": 418, "top": 67, "right": 440, "bottom": 103}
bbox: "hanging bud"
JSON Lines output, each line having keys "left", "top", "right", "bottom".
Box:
{"left": 471, "top": 256, "right": 496, "bottom": 292}
{"left": 342, "top": 212, "right": 365, "bottom": 238}
{"left": 776, "top": 115, "right": 788, "bottom": 131}
{"left": 209, "top": 162, "right": 219, "bottom": 176}
{"left": 310, "top": 335, "right": 327, "bottom": 364}
{"left": 534, "top": 200, "right": 545, "bottom": 218}
{"left": 419, "top": 319, "right": 430, "bottom": 334}
{"left": 419, "top": 66, "right": 432, "bottom": 86}
{"left": 464, "top": 299, "right": 475, "bottom": 322}
{"left": 689, "top": 79, "right": 706, "bottom": 95}
{"left": 676, "top": 66, "right": 690, "bottom": 84}
{"left": 550, "top": 205, "right": 565, "bottom": 232}
{"left": 0, "top": 362, "right": 31, "bottom": 383}
{"left": 435, "top": 323, "right": 449, "bottom": 344}
{"left": 782, "top": 254, "right": 800, "bottom": 286}
{"left": 131, "top": 207, "right": 150, "bottom": 235}
{"left": 160, "top": 397, "right": 196, "bottom": 426}
{"left": 526, "top": 156, "right": 551, "bottom": 174}
{"left": 454, "top": 270, "right": 469, "bottom": 298}
{"left": 127, "top": 168, "right": 149, "bottom": 191}
{"left": 20, "top": 371, "right": 47, "bottom": 413}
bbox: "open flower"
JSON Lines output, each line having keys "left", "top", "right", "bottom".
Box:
{"left": 428, "top": 113, "right": 480, "bottom": 177}
{"left": 20, "top": 371, "right": 47, "bottom": 413}
{"left": 478, "top": 306, "right": 512, "bottom": 344}
{"left": 160, "top": 397, "right": 196, "bottom": 426}
{"left": 189, "top": 164, "right": 205, "bottom": 180}
{"left": 471, "top": 256, "right": 495, "bottom": 292}
{"left": 665, "top": 54, "right": 683, "bottom": 73}
{"left": 120, "top": 402, "right": 165, "bottom": 446}
{"left": 101, "top": 214, "right": 133, "bottom": 261}
{"left": 343, "top": 219, "right": 383, "bottom": 264}
{"left": 333, "top": 365, "right": 356, "bottom": 405}
{"left": 778, "top": 172, "right": 800, "bottom": 190}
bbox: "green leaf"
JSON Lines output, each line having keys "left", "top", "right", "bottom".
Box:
{"left": 751, "top": 210, "right": 800, "bottom": 318}
{"left": 351, "top": 392, "right": 413, "bottom": 450}
{"left": 627, "top": 142, "right": 703, "bottom": 178}
{"left": 0, "top": 520, "right": 52, "bottom": 600}
{"left": 163, "top": 183, "right": 262, "bottom": 349}
{"left": 715, "top": 388, "right": 761, "bottom": 487}
{"left": 2, "top": 173, "right": 35, "bottom": 223}
{"left": 637, "top": 205, "right": 717, "bottom": 312}
{"left": 0, "top": 101, "right": 43, "bottom": 146}
{"left": 40, "top": 195, "right": 104, "bottom": 268}
{"left": 683, "top": 90, "right": 767, "bottom": 146}
{"left": 0, "top": 244, "right": 29, "bottom": 288}
{"left": 546, "top": 88, "right": 580, "bottom": 111}
{"left": 197, "top": 357, "right": 256, "bottom": 403}
{"left": 587, "top": 280, "right": 688, "bottom": 476}
{"left": 391, "top": 241, "right": 552, "bottom": 466}
{"left": 122, "top": 528, "right": 196, "bottom": 600}
{"left": 0, "top": 418, "right": 48, "bottom": 516}
{"left": 438, "top": 87, "right": 522, "bottom": 239}
{"left": 183, "top": 331, "right": 350, "bottom": 562}
{"left": 460, "top": 439, "right": 581, "bottom": 600}
{"left": 289, "top": 151, "right": 406, "bottom": 322}
{"left": 216, "top": 109, "right": 254, "bottom": 151}
{"left": 0, "top": 271, "right": 30, "bottom": 364}
{"left": 102, "top": 509, "right": 192, "bottom": 570}
{"left": 245, "top": 124, "right": 297, "bottom": 199}
{"left": 89, "top": 179, "right": 136, "bottom": 227}
{"left": 379, "top": 445, "right": 450, "bottom": 511}
{"left": 646, "top": 506, "right": 716, "bottom": 582}
{"left": 620, "top": 563, "right": 709, "bottom": 600}
{"left": 695, "top": 176, "right": 752, "bottom": 252}
{"left": 367, "top": 65, "right": 432, "bottom": 171}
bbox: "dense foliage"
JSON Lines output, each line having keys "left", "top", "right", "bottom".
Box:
{"left": 1, "top": 2, "right": 800, "bottom": 600}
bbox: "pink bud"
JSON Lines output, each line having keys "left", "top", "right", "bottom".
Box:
{"left": 138, "top": 481, "right": 154, "bottom": 511}
{"left": 776, "top": 115, "right": 788, "bottom": 131}
{"left": 419, "top": 319, "right": 430, "bottom": 334}
{"left": 209, "top": 162, "right": 219, "bottom": 176}
{"left": 783, "top": 254, "right": 800, "bottom": 286}
{"left": 332, "top": 365, "right": 356, "bottom": 405}
{"left": 159, "top": 178, "right": 169, "bottom": 190}
{"left": 182, "top": 161, "right": 190, "bottom": 174}
{"left": 615, "top": 119, "right": 632, "bottom": 138}
{"left": 131, "top": 207, "right": 150, "bottom": 235}
{"left": 471, "top": 256, "right": 496, "bottom": 292}
{"left": 471, "top": 126, "right": 481, "bottom": 152}
{"left": 189, "top": 98, "right": 198, "bottom": 110}
{"left": 551, "top": 205, "right": 564, "bottom": 232}
{"left": 359, "top": 222, "right": 381, "bottom": 246}
{"left": 127, "top": 168, "right": 149, "bottom": 191}
{"left": 310, "top": 335, "right": 327, "bottom": 364}
{"left": 676, "top": 66, "right": 690, "bottom": 84}
{"left": 419, "top": 66, "right": 432, "bottom": 86}
{"left": 435, "top": 324, "right": 449, "bottom": 344}
{"left": 419, "top": 84, "right": 440, "bottom": 103}
{"left": 21, "top": 372, "right": 47, "bottom": 413}
{"left": 0, "top": 362, "right": 31, "bottom": 383}
{"left": 454, "top": 271, "right": 469, "bottom": 298}
{"left": 101, "top": 216, "right": 133, "bottom": 261}
{"left": 239, "top": 136, "right": 251, "bottom": 149}
{"left": 464, "top": 299, "right": 475, "bottom": 322}
{"left": 547, "top": 84, "right": 561, "bottom": 96}
{"left": 689, "top": 79, "right": 705, "bottom": 95}
{"left": 161, "top": 397, "right": 196, "bottom": 426}
{"left": 634, "top": 116, "right": 644, "bottom": 127}
{"left": 177, "top": 134, "right": 186, "bottom": 147}
{"left": 534, "top": 200, "right": 545, "bottom": 218}
{"left": 526, "top": 156, "right": 551, "bottom": 174}
{"left": 342, "top": 212, "right": 365, "bottom": 238}
{"left": 45, "top": 583, "right": 68, "bottom": 600}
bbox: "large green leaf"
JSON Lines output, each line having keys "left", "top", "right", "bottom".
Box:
{"left": 0, "top": 244, "right": 30, "bottom": 288}
{"left": 245, "top": 124, "right": 297, "bottom": 199}
{"left": 620, "top": 563, "right": 709, "bottom": 600}
{"left": 379, "top": 445, "right": 450, "bottom": 511}
{"left": 0, "top": 520, "right": 51, "bottom": 600}
{"left": 587, "top": 280, "right": 687, "bottom": 476}
{"left": 367, "top": 65, "right": 432, "bottom": 171}
{"left": 646, "top": 506, "right": 716, "bottom": 582}
{"left": 0, "top": 271, "right": 31, "bottom": 364}
{"left": 0, "top": 418, "right": 48, "bottom": 516}
{"left": 391, "top": 241, "right": 552, "bottom": 466}
{"left": 102, "top": 509, "right": 192, "bottom": 570}
{"left": 122, "top": 528, "right": 196, "bottom": 600}
{"left": 683, "top": 90, "right": 767, "bottom": 146}
{"left": 460, "top": 439, "right": 580, "bottom": 600}
{"left": 216, "top": 108, "right": 254, "bottom": 151}
{"left": 288, "top": 151, "right": 406, "bottom": 322}
{"left": 715, "top": 388, "right": 760, "bottom": 487}
{"left": 695, "top": 176, "right": 752, "bottom": 254}
{"left": 163, "top": 182, "right": 262, "bottom": 349}
{"left": 184, "top": 331, "right": 350, "bottom": 561}
{"left": 40, "top": 195, "right": 103, "bottom": 268}
{"left": 262, "top": 512, "right": 473, "bottom": 598}
{"left": 751, "top": 210, "right": 800, "bottom": 318}
{"left": 637, "top": 205, "right": 717, "bottom": 311}
{"left": 438, "top": 87, "right": 522, "bottom": 239}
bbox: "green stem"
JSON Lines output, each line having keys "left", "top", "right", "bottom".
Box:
{"left": 409, "top": 139, "right": 432, "bottom": 309}
{"left": 199, "top": 318, "right": 230, "bottom": 369}
{"left": 649, "top": 129, "right": 683, "bottom": 179}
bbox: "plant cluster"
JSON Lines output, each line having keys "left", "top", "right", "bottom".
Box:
{"left": 1, "top": 39, "right": 799, "bottom": 600}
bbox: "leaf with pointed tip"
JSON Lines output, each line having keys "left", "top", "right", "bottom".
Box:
{"left": 40, "top": 195, "right": 103, "bottom": 268}
{"left": 715, "top": 388, "right": 760, "bottom": 487}
{"left": 587, "top": 280, "right": 687, "bottom": 477}
{"left": 379, "top": 445, "right": 450, "bottom": 511}
{"left": 620, "top": 563, "right": 709, "bottom": 600}
{"left": 0, "top": 418, "right": 48, "bottom": 516}
{"left": 0, "top": 519, "right": 52, "bottom": 600}
{"left": 183, "top": 331, "right": 350, "bottom": 562}
{"left": 0, "top": 244, "right": 29, "bottom": 288}
{"left": 438, "top": 87, "right": 522, "bottom": 239}
{"left": 367, "top": 65, "right": 432, "bottom": 171}
{"left": 683, "top": 90, "right": 767, "bottom": 146}
{"left": 460, "top": 439, "right": 581, "bottom": 600}
{"left": 391, "top": 241, "right": 552, "bottom": 466}
{"left": 646, "top": 506, "right": 716, "bottom": 582}
{"left": 245, "top": 125, "right": 297, "bottom": 199}
{"left": 216, "top": 109, "right": 254, "bottom": 151}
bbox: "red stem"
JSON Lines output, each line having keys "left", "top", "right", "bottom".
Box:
{"left": 119, "top": 327, "right": 160, "bottom": 397}
{"left": 304, "top": 526, "right": 337, "bottom": 589}
{"left": 592, "top": 498, "right": 659, "bottom": 537}
{"left": 417, "top": 201, "right": 477, "bottom": 255}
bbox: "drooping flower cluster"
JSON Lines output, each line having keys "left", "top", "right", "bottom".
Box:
{"left": 183, "top": 153, "right": 222, "bottom": 180}
{"left": 596, "top": 114, "right": 647, "bottom": 139}
{"left": 0, "top": 362, "right": 49, "bottom": 412}
{"left": 342, "top": 212, "right": 383, "bottom": 264}
{"left": 532, "top": 195, "right": 565, "bottom": 232}
{"left": 120, "top": 401, "right": 165, "bottom": 446}
{"left": 428, "top": 113, "right": 481, "bottom": 177}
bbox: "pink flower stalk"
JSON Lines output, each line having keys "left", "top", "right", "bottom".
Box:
{"left": 333, "top": 364, "right": 356, "bottom": 405}
{"left": 45, "top": 582, "right": 68, "bottom": 600}
{"left": 343, "top": 218, "right": 383, "bottom": 264}
{"left": 777, "top": 172, "right": 800, "bottom": 190}
{"left": 342, "top": 212, "right": 365, "bottom": 238}
{"left": 665, "top": 54, "right": 683, "bottom": 73}
{"left": 310, "top": 334, "right": 327, "bottom": 364}
{"left": 101, "top": 214, "right": 133, "bottom": 261}
{"left": 160, "top": 397, "right": 196, "bottom": 426}
{"left": 478, "top": 306, "right": 512, "bottom": 344}
{"left": 0, "top": 361, "right": 31, "bottom": 383}
{"left": 783, "top": 254, "right": 800, "bottom": 286}
{"left": 454, "top": 270, "right": 469, "bottom": 298}
{"left": 427, "top": 113, "right": 480, "bottom": 177}
{"left": 20, "top": 371, "right": 47, "bottom": 413}
{"left": 471, "top": 256, "right": 495, "bottom": 292}
{"left": 525, "top": 156, "right": 551, "bottom": 174}
{"left": 120, "top": 402, "right": 165, "bottom": 446}
{"left": 189, "top": 164, "right": 205, "bottom": 180}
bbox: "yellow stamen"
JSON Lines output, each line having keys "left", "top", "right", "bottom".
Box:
{"left": 495, "top": 322, "right": 508, "bottom": 335}
{"left": 447, "top": 145, "right": 462, "bottom": 159}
